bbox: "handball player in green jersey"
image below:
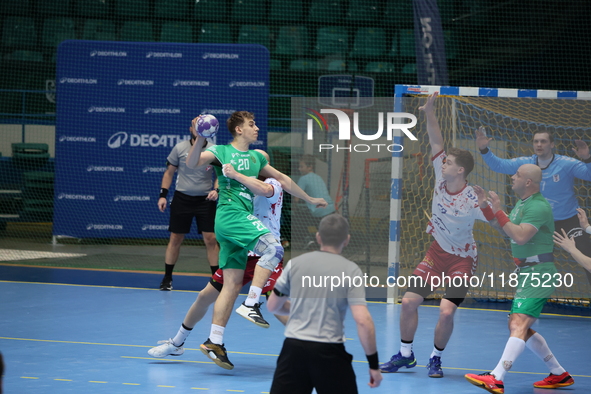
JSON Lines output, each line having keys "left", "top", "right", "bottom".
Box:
{"left": 185, "top": 111, "right": 327, "bottom": 369}
{"left": 466, "top": 164, "right": 574, "bottom": 393}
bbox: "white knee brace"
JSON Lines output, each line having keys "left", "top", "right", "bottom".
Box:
{"left": 253, "top": 233, "right": 284, "bottom": 271}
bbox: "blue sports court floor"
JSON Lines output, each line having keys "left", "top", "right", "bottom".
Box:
{"left": 1, "top": 266, "right": 590, "bottom": 394}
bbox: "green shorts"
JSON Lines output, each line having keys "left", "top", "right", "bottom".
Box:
{"left": 215, "top": 206, "right": 270, "bottom": 270}
{"left": 510, "top": 261, "right": 558, "bottom": 318}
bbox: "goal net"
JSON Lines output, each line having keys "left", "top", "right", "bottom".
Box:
{"left": 389, "top": 86, "right": 591, "bottom": 306}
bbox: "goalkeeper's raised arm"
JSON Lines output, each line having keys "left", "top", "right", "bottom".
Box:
{"left": 418, "top": 92, "right": 443, "bottom": 156}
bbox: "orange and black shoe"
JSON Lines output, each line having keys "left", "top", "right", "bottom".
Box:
{"left": 200, "top": 338, "right": 234, "bottom": 370}
{"left": 465, "top": 372, "right": 504, "bottom": 394}
{"left": 533, "top": 372, "right": 574, "bottom": 389}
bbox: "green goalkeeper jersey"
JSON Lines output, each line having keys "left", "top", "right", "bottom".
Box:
{"left": 509, "top": 192, "right": 554, "bottom": 259}
{"left": 206, "top": 144, "right": 268, "bottom": 213}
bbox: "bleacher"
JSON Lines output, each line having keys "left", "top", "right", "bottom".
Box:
{"left": 0, "top": 0, "right": 466, "bottom": 98}
{"left": 2, "top": 0, "right": 583, "bottom": 115}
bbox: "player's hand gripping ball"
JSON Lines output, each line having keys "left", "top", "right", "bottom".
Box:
{"left": 196, "top": 114, "right": 219, "bottom": 138}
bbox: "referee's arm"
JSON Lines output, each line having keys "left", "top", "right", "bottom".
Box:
{"left": 267, "top": 288, "right": 290, "bottom": 316}
{"left": 350, "top": 304, "right": 382, "bottom": 388}
{"left": 350, "top": 305, "right": 377, "bottom": 360}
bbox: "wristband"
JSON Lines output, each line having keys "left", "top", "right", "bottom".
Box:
{"left": 366, "top": 352, "right": 379, "bottom": 370}
{"left": 479, "top": 147, "right": 489, "bottom": 154}
{"left": 273, "top": 288, "right": 288, "bottom": 297}
{"left": 495, "top": 210, "right": 511, "bottom": 227}
{"left": 480, "top": 204, "right": 495, "bottom": 221}
{"left": 583, "top": 156, "right": 591, "bottom": 164}
{"left": 214, "top": 188, "right": 220, "bottom": 193}
{"left": 586, "top": 225, "right": 591, "bottom": 235}
{"left": 159, "top": 188, "right": 169, "bottom": 199}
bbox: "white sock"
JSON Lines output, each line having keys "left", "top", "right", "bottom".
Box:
{"left": 209, "top": 324, "right": 225, "bottom": 345}
{"left": 171, "top": 323, "right": 192, "bottom": 347}
{"left": 491, "top": 337, "right": 526, "bottom": 380}
{"left": 430, "top": 346, "right": 443, "bottom": 359}
{"left": 244, "top": 286, "right": 262, "bottom": 307}
{"left": 400, "top": 341, "right": 413, "bottom": 357}
{"left": 526, "top": 332, "right": 566, "bottom": 375}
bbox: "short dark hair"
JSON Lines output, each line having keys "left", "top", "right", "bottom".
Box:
{"left": 447, "top": 147, "right": 475, "bottom": 178}
{"left": 226, "top": 111, "right": 254, "bottom": 137}
{"left": 318, "top": 213, "right": 349, "bottom": 247}
{"left": 300, "top": 154, "right": 315, "bottom": 170}
{"left": 533, "top": 130, "right": 554, "bottom": 143}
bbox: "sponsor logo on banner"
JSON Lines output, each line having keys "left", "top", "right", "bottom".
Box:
{"left": 59, "top": 136, "right": 96, "bottom": 143}
{"left": 142, "top": 166, "right": 167, "bottom": 173}
{"left": 229, "top": 81, "right": 265, "bottom": 88}
{"left": 45, "top": 79, "right": 56, "bottom": 104}
{"left": 107, "top": 131, "right": 190, "bottom": 149}
{"left": 88, "top": 106, "right": 125, "bottom": 113}
{"left": 60, "top": 78, "right": 98, "bottom": 84}
{"left": 201, "top": 109, "right": 236, "bottom": 115}
{"left": 86, "top": 224, "right": 123, "bottom": 230}
{"left": 90, "top": 51, "right": 127, "bottom": 57}
{"left": 108, "top": 132, "right": 128, "bottom": 148}
{"left": 114, "top": 195, "right": 150, "bottom": 202}
{"left": 144, "top": 108, "right": 181, "bottom": 114}
{"left": 117, "top": 79, "right": 154, "bottom": 86}
{"left": 202, "top": 53, "right": 239, "bottom": 60}
{"left": 58, "top": 193, "right": 95, "bottom": 200}
{"left": 146, "top": 52, "right": 182, "bottom": 58}
{"left": 305, "top": 108, "right": 418, "bottom": 152}
{"left": 142, "top": 225, "right": 169, "bottom": 230}
{"left": 87, "top": 165, "right": 124, "bottom": 172}
{"left": 173, "top": 80, "right": 209, "bottom": 87}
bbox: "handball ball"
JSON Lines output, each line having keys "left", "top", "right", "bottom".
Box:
{"left": 197, "top": 114, "right": 219, "bottom": 138}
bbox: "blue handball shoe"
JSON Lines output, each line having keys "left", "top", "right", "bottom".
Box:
{"left": 379, "top": 351, "right": 417, "bottom": 373}
{"left": 427, "top": 355, "right": 443, "bottom": 378}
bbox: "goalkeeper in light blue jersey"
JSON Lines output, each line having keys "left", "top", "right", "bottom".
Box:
{"left": 476, "top": 128, "right": 591, "bottom": 288}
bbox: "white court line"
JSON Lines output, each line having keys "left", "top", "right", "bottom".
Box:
{"left": 0, "top": 249, "right": 86, "bottom": 261}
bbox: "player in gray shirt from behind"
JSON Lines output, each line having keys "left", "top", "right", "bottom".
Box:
{"left": 267, "top": 213, "right": 382, "bottom": 393}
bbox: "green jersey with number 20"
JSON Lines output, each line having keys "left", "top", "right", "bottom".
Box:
{"left": 206, "top": 144, "right": 268, "bottom": 213}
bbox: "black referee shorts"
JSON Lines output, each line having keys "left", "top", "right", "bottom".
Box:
{"left": 168, "top": 191, "right": 216, "bottom": 234}
{"left": 270, "top": 338, "right": 358, "bottom": 394}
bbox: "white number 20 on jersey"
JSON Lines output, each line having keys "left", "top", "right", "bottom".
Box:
{"left": 237, "top": 158, "right": 250, "bottom": 171}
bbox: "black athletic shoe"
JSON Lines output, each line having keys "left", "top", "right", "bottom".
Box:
{"left": 235, "top": 301, "right": 270, "bottom": 328}
{"left": 200, "top": 339, "right": 234, "bottom": 370}
{"left": 159, "top": 276, "right": 173, "bottom": 291}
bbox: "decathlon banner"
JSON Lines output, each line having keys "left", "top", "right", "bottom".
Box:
{"left": 413, "top": 0, "right": 449, "bottom": 85}
{"left": 54, "top": 40, "right": 269, "bottom": 239}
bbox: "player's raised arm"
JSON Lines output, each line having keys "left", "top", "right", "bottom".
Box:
{"left": 259, "top": 164, "right": 328, "bottom": 208}
{"left": 573, "top": 139, "right": 591, "bottom": 161}
{"left": 186, "top": 117, "right": 215, "bottom": 169}
{"left": 418, "top": 92, "right": 444, "bottom": 156}
{"left": 554, "top": 228, "right": 591, "bottom": 273}
{"left": 473, "top": 185, "right": 506, "bottom": 237}
{"left": 577, "top": 208, "right": 590, "bottom": 230}
{"left": 475, "top": 126, "right": 493, "bottom": 151}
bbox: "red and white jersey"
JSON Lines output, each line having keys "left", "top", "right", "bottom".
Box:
{"left": 248, "top": 178, "right": 283, "bottom": 257}
{"left": 426, "top": 150, "right": 487, "bottom": 259}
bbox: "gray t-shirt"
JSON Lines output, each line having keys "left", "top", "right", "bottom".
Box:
{"left": 167, "top": 139, "right": 214, "bottom": 196}
{"left": 274, "top": 251, "right": 366, "bottom": 343}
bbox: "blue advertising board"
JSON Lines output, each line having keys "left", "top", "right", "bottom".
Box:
{"left": 54, "top": 41, "right": 269, "bottom": 239}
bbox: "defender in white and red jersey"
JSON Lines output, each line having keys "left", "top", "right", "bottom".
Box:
{"left": 212, "top": 176, "right": 284, "bottom": 300}
{"left": 381, "top": 92, "right": 495, "bottom": 379}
